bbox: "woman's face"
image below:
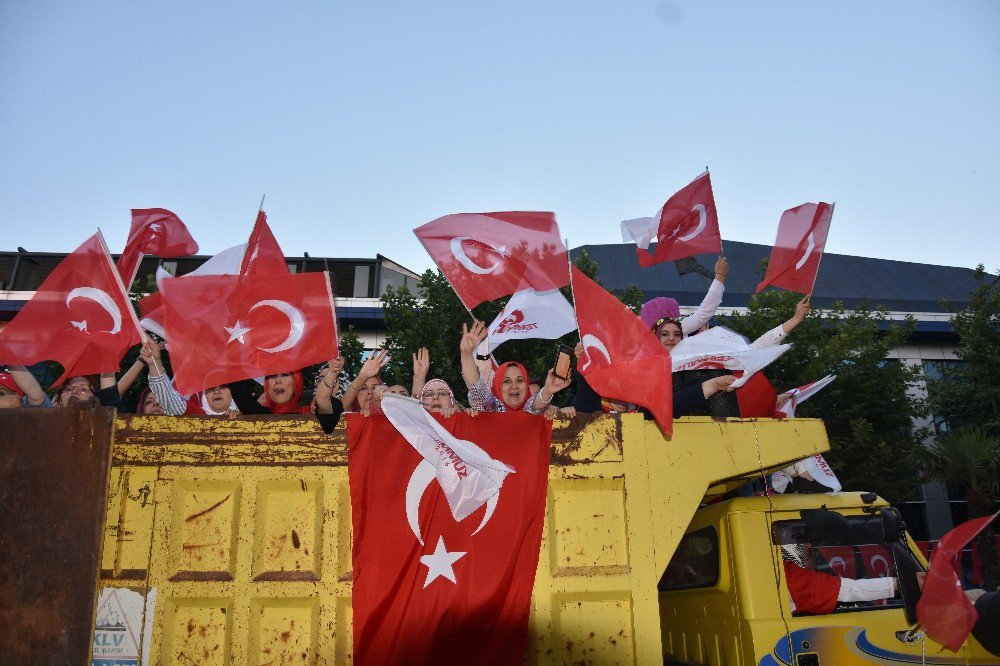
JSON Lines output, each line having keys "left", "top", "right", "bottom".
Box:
{"left": 59, "top": 376, "right": 93, "bottom": 407}
{"left": 357, "top": 376, "right": 381, "bottom": 410}
{"left": 500, "top": 366, "right": 527, "bottom": 408}
{"left": 421, "top": 382, "right": 452, "bottom": 413}
{"left": 657, "top": 322, "right": 684, "bottom": 351}
{"left": 386, "top": 384, "right": 409, "bottom": 397}
{"left": 205, "top": 385, "right": 232, "bottom": 412}
{"left": 265, "top": 373, "right": 295, "bottom": 405}
{"left": 141, "top": 391, "right": 164, "bottom": 415}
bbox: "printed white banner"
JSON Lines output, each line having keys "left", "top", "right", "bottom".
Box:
{"left": 485, "top": 288, "right": 577, "bottom": 353}
{"left": 670, "top": 326, "right": 790, "bottom": 388}
{"left": 775, "top": 374, "right": 836, "bottom": 418}
{"left": 381, "top": 394, "right": 515, "bottom": 521}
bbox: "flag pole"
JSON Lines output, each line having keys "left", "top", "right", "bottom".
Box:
{"left": 258, "top": 194, "right": 266, "bottom": 212}
{"left": 566, "top": 238, "right": 583, "bottom": 336}
{"left": 808, "top": 202, "right": 834, "bottom": 296}
{"left": 97, "top": 228, "right": 159, "bottom": 373}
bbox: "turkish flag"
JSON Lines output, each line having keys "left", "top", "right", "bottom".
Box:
{"left": 571, "top": 266, "right": 673, "bottom": 434}
{"left": 625, "top": 171, "right": 722, "bottom": 268}
{"left": 414, "top": 211, "right": 569, "bottom": 309}
{"left": 240, "top": 211, "right": 290, "bottom": 276}
{"left": 756, "top": 203, "right": 833, "bottom": 295}
{"left": 918, "top": 513, "right": 998, "bottom": 652}
{"left": 117, "top": 208, "right": 199, "bottom": 289}
{"left": 347, "top": 411, "right": 550, "bottom": 665}
{"left": 735, "top": 372, "right": 778, "bottom": 417}
{"left": 0, "top": 233, "right": 140, "bottom": 384}
{"left": 161, "top": 272, "right": 337, "bottom": 395}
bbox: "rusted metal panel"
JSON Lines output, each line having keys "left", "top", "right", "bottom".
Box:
{"left": 0, "top": 403, "right": 116, "bottom": 664}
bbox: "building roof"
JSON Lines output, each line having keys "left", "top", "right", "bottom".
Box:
{"left": 572, "top": 240, "right": 990, "bottom": 314}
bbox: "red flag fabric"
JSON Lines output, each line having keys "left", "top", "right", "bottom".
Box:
{"left": 161, "top": 272, "right": 337, "bottom": 395}
{"left": 917, "top": 513, "right": 998, "bottom": 652}
{"left": 571, "top": 266, "right": 673, "bottom": 434}
{"left": 0, "top": 233, "right": 140, "bottom": 384}
{"left": 756, "top": 203, "right": 833, "bottom": 295}
{"left": 240, "top": 211, "right": 290, "bottom": 276}
{"left": 414, "top": 211, "right": 568, "bottom": 309}
{"left": 735, "top": 372, "right": 778, "bottom": 417}
{"left": 635, "top": 171, "right": 722, "bottom": 268}
{"left": 347, "top": 411, "right": 550, "bottom": 665}
{"left": 117, "top": 208, "right": 199, "bottom": 289}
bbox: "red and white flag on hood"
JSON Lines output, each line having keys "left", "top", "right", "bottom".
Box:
{"left": 774, "top": 374, "right": 836, "bottom": 418}
{"left": 117, "top": 208, "right": 199, "bottom": 290}
{"left": 484, "top": 287, "right": 577, "bottom": 353}
{"left": 571, "top": 266, "right": 673, "bottom": 434}
{"left": 670, "top": 326, "right": 790, "bottom": 388}
{"left": 0, "top": 232, "right": 142, "bottom": 384}
{"left": 757, "top": 202, "right": 834, "bottom": 295}
{"left": 161, "top": 271, "right": 337, "bottom": 394}
{"left": 414, "top": 211, "right": 569, "bottom": 309}
{"left": 918, "top": 513, "right": 999, "bottom": 652}
{"left": 381, "top": 394, "right": 515, "bottom": 522}
{"left": 621, "top": 170, "right": 722, "bottom": 267}
{"left": 347, "top": 411, "right": 549, "bottom": 664}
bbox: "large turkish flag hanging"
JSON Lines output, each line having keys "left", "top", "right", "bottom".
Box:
{"left": 347, "top": 411, "right": 550, "bottom": 665}
{"left": 160, "top": 271, "right": 338, "bottom": 395}
{"left": 0, "top": 233, "right": 140, "bottom": 384}
{"left": 756, "top": 202, "right": 833, "bottom": 295}
{"left": 414, "top": 211, "right": 569, "bottom": 309}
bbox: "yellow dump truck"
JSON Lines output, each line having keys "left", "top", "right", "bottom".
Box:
{"left": 0, "top": 406, "right": 994, "bottom": 663}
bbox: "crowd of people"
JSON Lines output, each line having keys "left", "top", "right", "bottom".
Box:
{"left": 0, "top": 254, "right": 816, "bottom": 435}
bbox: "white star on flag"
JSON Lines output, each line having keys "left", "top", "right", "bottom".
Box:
{"left": 224, "top": 320, "right": 252, "bottom": 345}
{"left": 419, "top": 536, "right": 466, "bottom": 588}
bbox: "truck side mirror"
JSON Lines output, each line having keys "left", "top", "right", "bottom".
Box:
{"left": 881, "top": 507, "right": 905, "bottom": 543}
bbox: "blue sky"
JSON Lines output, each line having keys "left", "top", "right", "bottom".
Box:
{"left": 2, "top": 1, "right": 998, "bottom": 275}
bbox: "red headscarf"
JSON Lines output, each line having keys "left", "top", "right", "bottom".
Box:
{"left": 261, "top": 371, "right": 309, "bottom": 414}
{"left": 491, "top": 361, "right": 530, "bottom": 410}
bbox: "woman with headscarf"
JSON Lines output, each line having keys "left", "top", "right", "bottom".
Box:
{"left": 418, "top": 378, "right": 465, "bottom": 417}
{"left": 459, "top": 320, "right": 571, "bottom": 413}
{"left": 340, "top": 349, "right": 390, "bottom": 412}
{"left": 639, "top": 256, "right": 729, "bottom": 336}
{"left": 137, "top": 339, "right": 237, "bottom": 417}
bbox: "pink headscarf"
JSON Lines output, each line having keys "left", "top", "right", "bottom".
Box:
{"left": 640, "top": 297, "right": 681, "bottom": 329}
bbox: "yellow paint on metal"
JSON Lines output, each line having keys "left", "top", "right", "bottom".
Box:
{"left": 100, "top": 414, "right": 830, "bottom": 664}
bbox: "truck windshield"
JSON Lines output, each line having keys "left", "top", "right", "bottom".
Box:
{"left": 773, "top": 514, "right": 905, "bottom": 615}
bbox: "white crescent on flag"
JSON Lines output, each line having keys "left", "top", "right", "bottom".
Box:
{"left": 675, "top": 204, "right": 708, "bottom": 241}
{"left": 249, "top": 299, "right": 305, "bottom": 353}
{"left": 66, "top": 287, "right": 123, "bottom": 334}
{"left": 450, "top": 237, "right": 506, "bottom": 275}
{"left": 580, "top": 333, "right": 611, "bottom": 371}
{"left": 795, "top": 232, "right": 816, "bottom": 270}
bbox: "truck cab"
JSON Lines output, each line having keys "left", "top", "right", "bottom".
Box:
{"left": 660, "top": 492, "right": 996, "bottom": 665}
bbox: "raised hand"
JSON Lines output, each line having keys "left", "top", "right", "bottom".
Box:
{"left": 359, "top": 348, "right": 391, "bottom": 379}
{"left": 412, "top": 347, "right": 430, "bottom": 379}
{"left": 459, "top": 321, "right": 488, "bottom": 355}
{"left": 714, "top": 255, "right": 729, "bottom": 281}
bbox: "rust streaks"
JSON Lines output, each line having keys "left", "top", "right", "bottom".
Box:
{"left": 185, "top": 494, "right": 231, "bottom": 522}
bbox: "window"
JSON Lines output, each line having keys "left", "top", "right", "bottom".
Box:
{"left": 659, "top": 526, "right": 719, "bottom": 591}
{"left": 773, "top": 514, "right": 905, "bottom": 614}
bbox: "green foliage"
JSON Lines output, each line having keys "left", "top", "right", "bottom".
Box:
{"left": 927, "top": 266, "right": 1000, "bottom": 435}
{"left": 912, "top": 427, "right": 1000, "bottom": 496}
{"left": 379, "top": 252, "right": 643, "bottom": 406}
{"left": 723, "top": 289, "right": 926, "bottom": 502}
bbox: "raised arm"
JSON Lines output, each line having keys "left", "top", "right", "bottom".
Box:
{"left": 682, "top": 255, "right": 728, "bottom": 335}
{"left": 459, "top": 321, "right": 487, "bottom": 388}
{"left": 527, "top": 368, "right": 572, "bottom": 413}
{"left": 117, "top": 358, "right": 146, "bottom": 395}
{"left": 411, "top": 347, "right": 429, "bottom": 397}
{"left": 140, "top": 339, "right": 187, "bottom": 416}
{"left": 315, "top": 356, "right": 345, "bottom": 414}
{"left": 751, "top": 295, "right": 811, "bottom": 349}
{"left": 342, "top": 349, "right": 390, "bottom": 410}
{"left": 5, "top": 364, "right": 48, "bottom": 406}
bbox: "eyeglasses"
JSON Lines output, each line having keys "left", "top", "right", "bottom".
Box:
{"left": 63, "top": 384, "right": 93, "bottom": 396}
{"left": 422, "top": 390, "right": 451, "bottom": 399}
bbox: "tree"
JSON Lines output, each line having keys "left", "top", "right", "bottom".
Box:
{"left": 926, "top": 266, "right": 1000, "bottom": 435}
{"left": 911, "top": 427, "right": 1000, "bottom": 589}
{"left": 723, "top": 288, "right": 927, "bottom": 503}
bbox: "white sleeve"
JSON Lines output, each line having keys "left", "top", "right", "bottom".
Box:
{"left": 837, "top": 576, "right": 896, "bottom": 603}
{"left": 750, "top": 325, "right": 787, "bottom": 350}
{"left": 681, "top": 279, "right": 725, "bottom": 335}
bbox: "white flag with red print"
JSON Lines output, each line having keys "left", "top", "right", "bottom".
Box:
{"left": 621, "top": 170, "right": 722, "bottom": 267}
{"left": 774, "top": 374, "right": 836, "bottom": 418}
{"left": 757, "top": 202, "right": 834, "bottom": 295}
{"left": 381, "top": 394, "right": 515, "bottom": 522}
{"left": 415, "top": 211, "right": 569, "bottom": 309}
{"left": 484, "top": 288, "right": 577, "bottom": 353}
{"left": 670, "top": 326, "right": 790, "bottom": 388}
